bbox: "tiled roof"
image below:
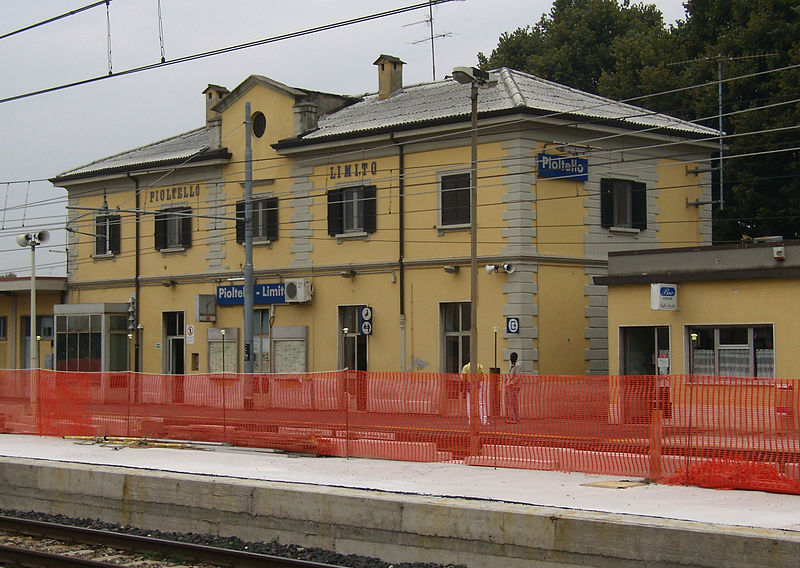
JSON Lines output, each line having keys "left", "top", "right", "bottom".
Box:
{"left": 52, "top": 128, "right": 215, "bottom": 182}
{"left": 302, "top": 68, "right": 717, "bottom": 141}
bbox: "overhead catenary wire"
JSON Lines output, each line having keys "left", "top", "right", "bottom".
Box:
{"left": 0, "top": 0, "right": 458, "bottom": 105}
{"left": 0, "top": 0, "right": 110, "bottom": 41}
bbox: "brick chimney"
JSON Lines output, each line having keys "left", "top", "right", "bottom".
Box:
{"left": 374, "top": 54, "right": 405, "bottom": 100}
{"left": 203, "top": 84, "right": 229, "bottom": 147}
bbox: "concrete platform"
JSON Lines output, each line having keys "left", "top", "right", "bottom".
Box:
{"left": 0, "top": 433, "right": 798, "bottom": 567}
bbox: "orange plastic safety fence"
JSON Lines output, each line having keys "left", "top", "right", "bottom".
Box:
{"left": 0, "top": 370, "right": 798, "bottom": 495}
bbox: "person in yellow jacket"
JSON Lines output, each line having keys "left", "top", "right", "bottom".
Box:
{"left": 460, "top": 361, "right": 487, "bottom": 425}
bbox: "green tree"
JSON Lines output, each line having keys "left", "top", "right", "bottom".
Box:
{"left": 478, "top": 0, "right": 669, "bottom": 93}
{"left": 674, "top": 0, "right": 800, "bottom": 241}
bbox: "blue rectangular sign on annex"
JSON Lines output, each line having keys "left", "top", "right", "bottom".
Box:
{"left": 537, "top": 153, "right": 589, "bottom": 181}
{"left": 217, "top": 283, "right": 286, "bottom": 305}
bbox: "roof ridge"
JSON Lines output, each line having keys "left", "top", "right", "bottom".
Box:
{"left": 498, "top": 68, "right": 526, "bottom": 108}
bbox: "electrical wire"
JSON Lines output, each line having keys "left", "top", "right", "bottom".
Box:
{"left": 0, "top": 0, "right": 457, "bottom": 105}
{"left": 0, "top": 0, "right": 109, "bottom": 41}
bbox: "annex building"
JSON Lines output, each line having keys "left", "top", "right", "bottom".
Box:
{"left": 49, "top": 55, "right": 718, "bottom": 376}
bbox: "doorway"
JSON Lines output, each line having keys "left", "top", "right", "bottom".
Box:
{"left": 620, "top": 326, "right": 670, "bottom": 423}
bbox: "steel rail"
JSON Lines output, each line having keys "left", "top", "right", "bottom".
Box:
{"left": 0, "top": 515, "right": 344, "bottom": 568}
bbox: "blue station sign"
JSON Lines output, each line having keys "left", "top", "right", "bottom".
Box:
{"left": 217, "top": 283, "right": 286, "bottom": 305}
{"left": 537, "top": 153, "right": 589, "bottom": 181}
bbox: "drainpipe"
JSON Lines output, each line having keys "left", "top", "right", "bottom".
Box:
{"left": 390, "top": 133, "right": 406, "bottom": 371}
{"left": 127, "top": 173, "right": 141, "bottom": 373}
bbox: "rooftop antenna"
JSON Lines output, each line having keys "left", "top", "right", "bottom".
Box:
{"left": 406, "top": 0, "right": 452, "bottom": 80}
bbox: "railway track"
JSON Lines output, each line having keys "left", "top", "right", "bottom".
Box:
{"left": 0, "top": 515, "right": 343, "bottom": 568}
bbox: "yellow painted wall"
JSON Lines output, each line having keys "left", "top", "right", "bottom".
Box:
{"left": 401, "top": 142, "right": 508, "bottom": 262}
{"left": 536, "top": 161, "right": 587, "bottom": 258}
{"left": 537, "top": 265, "right": 587, "bottom": 374}
{"left": 656, "top": 159, "right": 706, "bottom": 248}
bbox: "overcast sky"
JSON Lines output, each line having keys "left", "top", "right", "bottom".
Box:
{"left": 0, "top": 0, "right": 689, "bottom": 276}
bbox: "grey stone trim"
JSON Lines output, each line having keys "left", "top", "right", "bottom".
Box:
{"left": 500, "top": 138, "right": 537, "bottom": 259}
{"left": 497, "top": 137, "right": 540, "bottom": 370}
{"left": 584, "top": 265, "right": 609, "bottom": 374}
{"left": 289, "top": 165, "right": 315, "bottom": 268}
{"left": 67, "top": 196, "right": 79, "bottom": 281}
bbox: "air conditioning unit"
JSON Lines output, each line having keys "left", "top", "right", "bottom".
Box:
{"left": 284, "top": 278, "right": 312, "bottom": 303}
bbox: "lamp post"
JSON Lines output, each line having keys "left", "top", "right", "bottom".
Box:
{"left": 16, "top": 230, "right": 49, "bottom": 369}
{"left": 220, "top": 328, "right": 226, "bottom": 375}
{"left": 452, "top": 67, "right": 496, "bottom": 440}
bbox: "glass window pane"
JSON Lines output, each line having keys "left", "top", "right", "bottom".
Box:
{"left": 55, "top": 332, "right": 67, "bottom": 370}
{"left": 66, "top": 333, "right": 77, "bottom": 371}
{"left": 110, "top": 315, "right": 128, "bottom": 331}
{"left": 38, "top": 316, "right": 54, "bottom": 338}
{"left": 91, "top": 332, "right": 102, "bottom": 371}
{"left": 109, "top": 334, "right": 128, "bottom": 371}
{"left": 68, "top": 316, "right": 90, "bottom": 332}
{"left": 719, "top": 327, "right": 748, "bottom": 345}
{"left": 461, "top": 335, "right": 470, "bottom": 368}
{"left": 719, "top": 348, "right": 750, "bottom": 376}
{"left": 342, "top": 306, "right": 358, "bottom": 331}
{"left": 56, "top": 316, "right": 67, "bottom": 332}
{"left": 445, "top": 336, "right": 460, "bottom": 373}
{"left": 753, "top": 327, "right": 773, "bottom": 349}
{"left": 690, "top": 328, "right": 714, "bottom": 350}
{"left": 344, "top": 335, "right": 356, "bottom": 369}
{"left": 90, "top": 315, "right": 101, "bottom": 331}
{"left": 444, "top": 304, "right": 458, "bottom": 332}
{"left": 78, "top": 332, "right": 90, "bottom": 371}
{"left": 460, "top": 303, "right": 471, "bottom": 331}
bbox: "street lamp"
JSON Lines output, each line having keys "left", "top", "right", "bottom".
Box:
{"left": 16, "top": 230, "right": 49, "bottom": 369}
{"left": 452, "top": 66, "right": 496, "bottom": 436}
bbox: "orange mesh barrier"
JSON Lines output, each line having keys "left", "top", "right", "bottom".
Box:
{"left": 1, "top": 370, "right": 798, "bottom": 494}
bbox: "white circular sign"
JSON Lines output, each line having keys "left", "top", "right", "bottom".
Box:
{"left": 361, "top": 321, "right": 372, "bottom": 335}
{"left": 361, "top": 306, "right": 372, "bottom": 321}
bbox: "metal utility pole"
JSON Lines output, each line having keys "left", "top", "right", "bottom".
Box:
{"left": 244, "top": 102, "right": 254, "bottom": 373}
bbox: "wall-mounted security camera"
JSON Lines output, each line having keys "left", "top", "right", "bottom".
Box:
{"left": 485, "top": 264, "right": 499, "bottom": 274}
{"left": 502, "top": 263, "right": 515, "bottom": 274}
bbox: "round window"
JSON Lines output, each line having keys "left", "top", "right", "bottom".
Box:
{"left": 252, "top": 112, "right": 266, "bottom": 138}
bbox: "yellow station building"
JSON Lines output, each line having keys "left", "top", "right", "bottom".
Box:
{"left": 49, "top": 55, "right": 718, "bottom": 375}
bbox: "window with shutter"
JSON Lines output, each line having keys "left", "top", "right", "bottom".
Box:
{"left": 600, "top": 178, "right": 646, "bottom": 230}
{"left": 328, "top": 186, "right": 376, "bottom": 236}
{"left": 95, "top": 215, "right": 121, "bottom": 255}
{"left": 155, "top": 207, "right": 192, "bottom": 250}
{"left": 236, "top": 197, "right": 279, "bottom": 243}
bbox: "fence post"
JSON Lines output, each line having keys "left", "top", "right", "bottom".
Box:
{"left": 649, "top": 408, "right": 663, "bottom": 481}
